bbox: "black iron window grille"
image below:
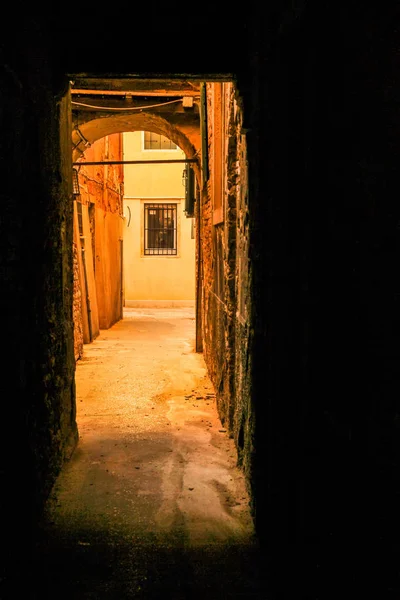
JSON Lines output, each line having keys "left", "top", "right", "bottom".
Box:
{"left": 144, "top": 203, "right": 177, "bottom": 255}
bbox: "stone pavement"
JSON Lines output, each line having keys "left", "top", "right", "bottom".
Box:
{"left": 28, "top": 307, "right": 266, "bottom": 599}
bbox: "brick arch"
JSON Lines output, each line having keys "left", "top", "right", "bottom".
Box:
{"left": 72, "top": 112, "right": 200, "bottom": 180}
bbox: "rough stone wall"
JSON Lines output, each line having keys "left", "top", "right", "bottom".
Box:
{"left": 236, "top": 8, "right": 400, "bottom": 596}
{"left": 73, "top": 240, "right": 84, "bottom": 360}
{"left": 201, "top": 84, "right": 222, "bottom": 412}
{"left": 0, "top": 23, "right": 78, "bottom": 570}
{"left": 201, "top": 83, "right": 253, "bottom": 472}
{"left": 232, "top": 94, "right": 253, "bottom": 477}
{"left": 220, "top": 84, "right": 239, "bottom": 432}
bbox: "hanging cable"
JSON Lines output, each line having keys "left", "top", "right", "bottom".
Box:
{"left": 73, "top": 127, "right": 91, "bottom": 147}
{"left": 71, "top": 98, "right": 186, "bottom": 111}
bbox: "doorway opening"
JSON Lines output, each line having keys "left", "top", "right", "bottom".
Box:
{"left": 70, "top": 77, "right": 207, "bottom": 356}
{"left": 32, "top": 74, "right": 262, "bottom": 597}
{"left": 69, "top": 74, "right": 250, "bottom": 469}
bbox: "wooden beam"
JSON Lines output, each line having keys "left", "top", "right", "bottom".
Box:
{"left": 70, "top": 78, "right": 202, "bottom": 95}
{"left": 71, "top": 89, "right": 200, "bottom": 97}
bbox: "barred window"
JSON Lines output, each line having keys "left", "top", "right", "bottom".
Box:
{"left": 143, "top": 132, "right": 177, "bottom": 150}
{"left": 144, "top": 203, "right": 177, "bottom": 255}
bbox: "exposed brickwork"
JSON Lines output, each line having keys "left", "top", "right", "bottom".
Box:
{"left": 73, "top": 134, "right": 124, "bottom": 343}
{"left": 231, "top": 91, "right": 253, "bottom": 478}
{"left": 201, "top": 83, "right": 253, "bottom": 493}
{"left": 73, "top": 241, "right": 84, "bottom": 360}
{"left": 77, "top": 135, "right": 123, "bottom": 213}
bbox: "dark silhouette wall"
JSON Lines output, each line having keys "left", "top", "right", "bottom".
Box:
{"left": 1, "top": 6, "right": 400, "bottom": 596}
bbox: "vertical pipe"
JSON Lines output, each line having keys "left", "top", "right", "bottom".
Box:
{"left": 120, "top": 238, "right": 123, "bottom": 319}
{"left": 81, "top": 240, "right": 93, "bottom": 342}
{"left": 200, "top": 82, "right": 209, "bottom": 185}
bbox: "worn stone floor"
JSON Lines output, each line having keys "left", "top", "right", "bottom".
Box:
{"left": 26, "top": 307, "right": 266, "bottom": 599}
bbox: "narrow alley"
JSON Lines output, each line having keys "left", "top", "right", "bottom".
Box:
{"left": 30, "top": 307, "right": 263, "bottom": 599}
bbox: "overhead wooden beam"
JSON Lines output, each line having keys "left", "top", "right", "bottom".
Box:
{"left": 70, "top": 78, "right": 202, "bottom": 95}
{"left": 71, "top": 89, "right": 200, "bottom": 97}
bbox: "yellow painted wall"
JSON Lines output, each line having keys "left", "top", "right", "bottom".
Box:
{"left": 123, "top": 132, "right": 195, "bottom": 304}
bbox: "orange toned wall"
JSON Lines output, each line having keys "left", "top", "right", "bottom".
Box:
{"left": 75, "top": 134, "right": 124, "bottom": 335}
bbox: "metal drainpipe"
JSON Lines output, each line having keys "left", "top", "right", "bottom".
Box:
{"left": 80, "top": 237, "right": 93, "bottom": 342}
{"left": 120, "top": 238, "right": 124, "bottom": 319}
{"left": 195, "top": 81, "right": 208, "bottom": 352}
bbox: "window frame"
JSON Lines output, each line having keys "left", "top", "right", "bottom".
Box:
{"left": 141, "top": 131, "right": 179, "bottom": 152}
{"left": 142, "top": 200, "right": 180, "bottom": 257}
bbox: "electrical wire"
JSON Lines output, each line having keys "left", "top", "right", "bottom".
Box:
{"left": 71, "top": 98, "right": 186, "bottom": 111}
{"left": 72, "top": 126, "right": 91, "bottom": 151}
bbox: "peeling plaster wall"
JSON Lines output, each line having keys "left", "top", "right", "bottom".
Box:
{"left": 76, "top": 135, "right": 124, "bottom": 333}
{"left": 73, "top": 240, "right": 84, "bottom": 360}
{"left": 77, "top": 135, "right": 123, "bottom": 214}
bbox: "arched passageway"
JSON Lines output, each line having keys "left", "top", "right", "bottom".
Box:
{"left": 29, "top": 77, "right": 264, "bottom": 597}
{"left": 3, "top": 9, "right": 400, "bottom": 598}
{"left": 70, "top": 85, "right": 204, "bottom": 352}
{"left": 72, "top": 112, "right": 200, "bottom": 174}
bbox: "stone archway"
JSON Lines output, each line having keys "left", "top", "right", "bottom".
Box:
{"left": 72, "top": 112, "right": 201, "bottom": 183}
{"left": 71, "top": 105, "right": 203, "bottom": 357}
